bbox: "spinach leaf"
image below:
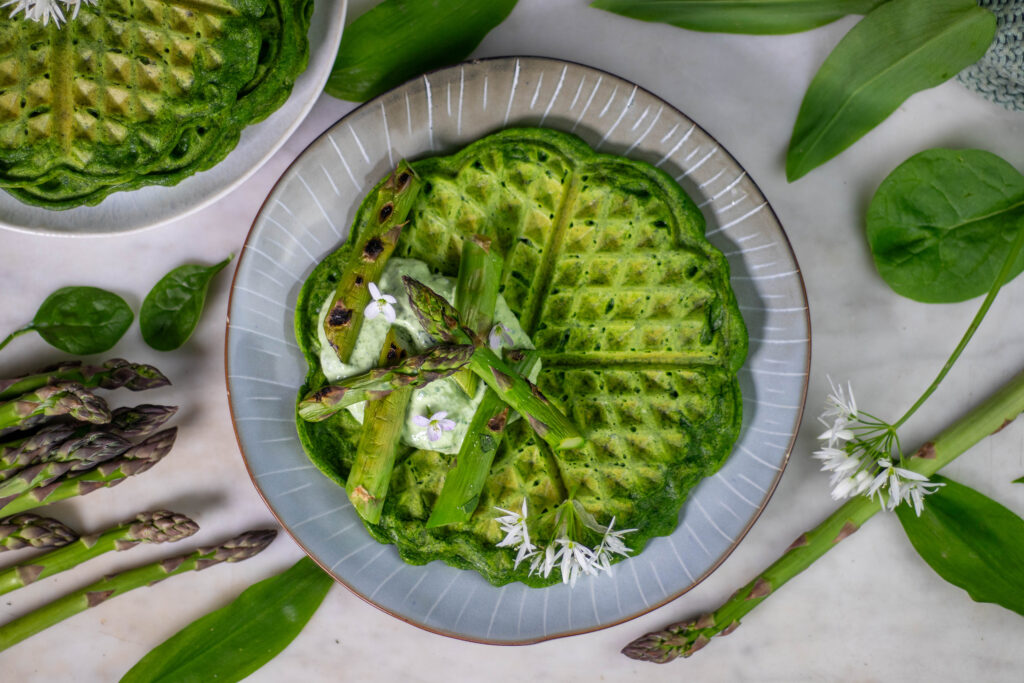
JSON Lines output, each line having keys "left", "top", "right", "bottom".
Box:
{"left": 0, "top": 286, "right": 133, "bottom": 354}
{"left": 786, "top": 0, "right": 995, "bottom": 181}
{"left": 325, "top": 0, "right": 517, "bottom": 102}
{"left": 897, "top": 476, "right": 1024, "bottom": 618}
{"left": 120, "top": 556, "right": 333, "bottom": 683}
{"left": 866, "top": 149, "right": 1024, "bottom": 303}
{"left": 140, "top": 256, "right": 232, "bottom": 352}
{"left": 1014, "top": 476, "right": 1024, "bottom": 484}
{"left": 590, "top": 0, "right": 887, "bottom": 35}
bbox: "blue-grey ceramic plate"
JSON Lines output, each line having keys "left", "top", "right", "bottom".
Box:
{"left": 227, "top": 57, "right": 810, "bottom": 644}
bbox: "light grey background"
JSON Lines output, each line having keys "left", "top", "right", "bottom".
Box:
{"left": 2, "top": 0, "right": 1023, "bottom": 680}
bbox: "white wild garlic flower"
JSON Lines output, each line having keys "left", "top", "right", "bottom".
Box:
{"left": 867, "top": 458, "right": 944, "bottom": 516}
{"left": 814, "top": 378, "right": 943, "bottom": 515}
{"left": 495, "top": 499, "right": 536, "bottom": 568}
{"left": 4, "top": 0, "right": 93, "bottom": 26}
{"left": 495, "top": 499, "right": 635, "bottom": 586}
{"left": 364, "top": 282, "right": 397, "bottom": 323}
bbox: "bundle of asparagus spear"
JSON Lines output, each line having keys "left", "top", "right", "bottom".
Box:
{"left": 0, "top": 358, "right": 280, "bottom": 653}
{"left": 298, "top": 163, "right": 584, "bottom": 526}
{"left": 0, "top": 359, "right": 179, "bottom": 520}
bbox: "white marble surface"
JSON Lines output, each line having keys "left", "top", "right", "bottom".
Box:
{"left": 2, "top": 1, "right": 1024, "bottom": 680}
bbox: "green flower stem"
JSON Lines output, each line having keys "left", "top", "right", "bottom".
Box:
{"left": 893, "top": 218, "right": 1024, "bottom": 429}
{"left": 345, "top": 328, "right": 413, "bottom": 524}
{"left": 0, "top": 529, "right": 276, "bottom": 653}
{"left": 623, "top": 368, "right": 1024, "bottom": 662}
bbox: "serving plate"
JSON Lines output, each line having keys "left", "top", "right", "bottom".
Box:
{"left": 0, "top": 0, "right": 348, "bottom": 236}
{"left": 227, "top": 56, "right": 810, "bottom": 644}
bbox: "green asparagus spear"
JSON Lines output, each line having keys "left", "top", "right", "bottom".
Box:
{"left": 298, "top": 343, "right": 474, "bottom": 421}
{"left": 0, "top": 424, "right": 77, "bottom": 472}
{"left": 621, "top": 369, "right": 1024, "bottom": 663}
{"left": 323, "top": 162, "right": 422, "bottom": 361}
{"left": 0, "top": 428, "right": 177, "bottom": 516}
{"left": 0, "top": 360, "right": 170, "bottom": 402}
{"left": 0, "top": 529, "right": 277, "bottom": 653}
{"left": 0, "top": 510, "right": 198, "bottom": 595}
{"left": 402, "top": 275, "right": 471, "bottom": 344}
{"left": 403, "top": 277, "right": 584, "bottom": 450}
{"left": 0, "top": 383, "right": 110, "bottom": 433}
{"left": 0, "top": 406, "right": 174, "bottom": 482}
{"left": 428, "top": 349, "right": 540, "bottom": 528}
{"left": 452, "top": 235, "right": 504, "bottom": 396}
{"left": 0, "top": 514, "right": 77, "bottom": 552}
{"left": 346, "top": 328, "right": 414, "bottom": 524}
{"left": 0, "top": 432, "right": 130, "bottom": 508}
{"left": 108, "top": 405, "right": 178, "bottom": 439}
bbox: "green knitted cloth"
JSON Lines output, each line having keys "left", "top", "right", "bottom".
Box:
{"left": 958, "top": 0, "right": 1024, "bottom": 112}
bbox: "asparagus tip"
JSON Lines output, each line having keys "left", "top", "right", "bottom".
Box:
{"left": 199, "top": 528, "right": 278, "bottom": 567}
{"left": 0, "top": 514, "right": 78, "bottom": 551}
{"left": 128, "top": 510, "right": 199, "bottom": 544}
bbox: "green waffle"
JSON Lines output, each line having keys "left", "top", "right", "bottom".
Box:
{"left": 0, "top": 0, "right": 312, "bottom": 209}
{"left": 295, "top": 128, "right": 748, "bottom": 587}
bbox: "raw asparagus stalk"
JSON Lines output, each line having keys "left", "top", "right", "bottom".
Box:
{"left": 0, "top": 360, "right": 170, "bottom": 402}
{"left": 0, "top": 432, "right": 130, "bottom": 508}
{"left": 298, "top": 344, "right": 474, "bottom": 421}
{"left": 622, "top": 368, "right": 1024, "bottom": 663}
{"left": 0, "top": 514, "right": 77, "bottom": 552}
{"left": 107, "top": 405, "right": 178, "bottom": 439}
{"left": 0, "top": 405, "right": 174, "bottom": 481}
{"left": 403, "top": 277, "right": 584, "bottom": 450}
{"left": 0, "top": 383, "right": 110, "bottom": 433}
{"left": 0, "top": 428, "right": 177, "bottom": 516}
{"left": 452, "top": 235, "right": 504, "bottom": 396}
{"left": 346, "top": 328, "right": 414, "bottom": 524}
{"left": 323, "top": 162, "right": 422, "bottom": 361}
{"left": 0, "top": 528, "right": 277, "bottom": 653}
{"left": 0, "top": 510, "right": 198, "bottom": 595}
{"left": 0, "top": 424, "right": 77, "bottom": 472}
{"left": 428, "top": 349, "right": 540, "bottom": 528}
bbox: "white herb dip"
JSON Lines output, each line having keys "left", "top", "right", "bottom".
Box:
{"left": 316, "top": 258, "right": 537, "bottom": 454}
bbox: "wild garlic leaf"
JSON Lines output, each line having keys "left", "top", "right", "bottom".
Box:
{"left": 140, "top": 256, "right": 232, "bottom": 352}
{"left": 0, "top": 286, "right": 133, "bottom": 354}
{"left": 120, "top": 557, "right": 333, "bottom": 683}
{"left": 786, "top": 0, "right": 995, "bottom": 181}
{"left": 590, "top": 0, "right": 886, "bottom": 35}
{"left": 866, "top": 149, "right": 1024, "bottom": 303}
{"left": 896, "top": 476, "right": 1024, "bottom": 618}
{"left": 325, "top": 0, "right": 517, "bottom": 102}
